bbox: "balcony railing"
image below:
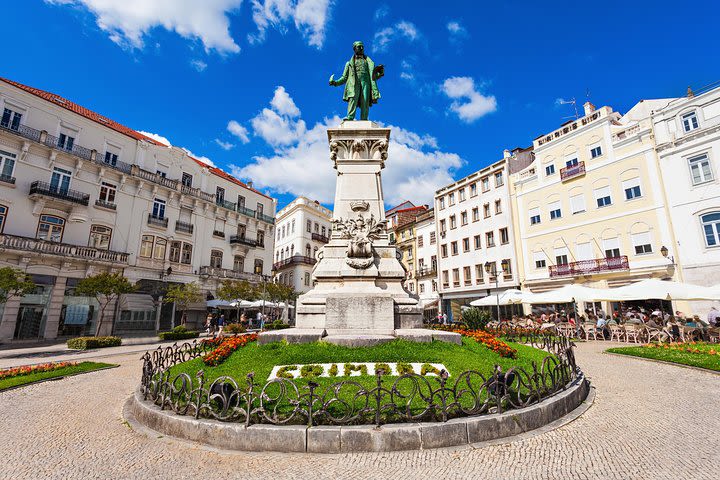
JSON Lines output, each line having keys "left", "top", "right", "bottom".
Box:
{"left": 311, "top": 233, "right": 329, "bottom": 243}
{"left": 96, "top": 152, "right": 132, "bottom": 174}
{"left": 560, "top": 161, "right": 586, "bottom": 182}
{"left": 257, "top": 212, "right": 275, "bottom": 224}
{"left": 273, "top": 255, "right": 316, "bottom": 271}
{"left": 175, "top": 221, "right": 193, "bottom": 234}
{"left": 237, "top": 206, "right": 256, "bottom": 218}
{"left": 416, "top": 266, "right": 437, "bottom": 277}
{"left": 147, "top": 214, "right": 168, "bottom": 228}
{"left": 135, "top": 168, "right": 179, "bottom": 190}
{"left": 181, "top": 184, "right": 215, "bottom": 202}
{"left": 229, "top": 235, "right": 257, "bottom": 247}
{"left": 94, "top": 199, "right": 117, "bottom": 210}
{"left": 0, "top": 233, "right": 129, "bottom": 264}
{"left": 199, "top": 266, "right": 261, "bottom": 282}
{"left": 0, "top": 174, "right": 16, "bottom": 185}
{"left": 213, "top": 230, "right": 226, "bottom": 238}
{"left": 549, "top": 255, "right": 629, "bottom": 278}
{"left": 29, "top": 181, "right": 90, "bottom": 206}
{"left": 216, "top": 198, "right": 237, "bottom": 211}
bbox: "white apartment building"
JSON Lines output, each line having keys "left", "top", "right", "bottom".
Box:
{"left": 0, "top": 77, "right": 276, "bottom": 342}
{"left": 652, "top": 83, "right": 720, "bottom": 312}
{"left": 414, "top": 208, "right": 439, "bottom": 320}
{"left": 273, "top": 196, "right": 331, "bottom": 295}
{"left": 434, "top": 157, "right": 521, "bottom": 322}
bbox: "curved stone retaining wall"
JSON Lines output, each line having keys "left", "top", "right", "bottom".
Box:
{"left": 126, "top": 374, "right": 590, "bottom": 453}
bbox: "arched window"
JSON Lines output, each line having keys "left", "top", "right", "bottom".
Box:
{"left": 140, "top": 235, "right": 154, "bottom": 258}
{"left": 701, "top": 212, "right": 720, "bottom": 247}
{"left": 290, "top": 244, "right": 295, "bottom": 255}
{"left": 254, "top": 259, "right": 263, "bottom": 275}
{"left": 210, "top": 250, "right": 223, "bottom": 268}
{"left": 305, "top": 243, "right": 311, "bottom": 257}
{"left": 37, "top": 215, "right": 65, "bottom": 242}
{"left": 89, "top": 225, "right": 112, "bottom": 250}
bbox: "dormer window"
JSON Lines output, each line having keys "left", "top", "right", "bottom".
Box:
{"left": 682, "top": 111, "right": 699, "bottom": 132}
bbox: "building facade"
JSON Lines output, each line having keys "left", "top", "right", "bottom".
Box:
{"left": 510, "top": 101, "right": 677, "bottom": 312}
{"left": 652, "top": 83, "right": 720, "bottom": 312}
{"left": 414, "top": 208, "right": 439, "bottom": 320}
{"left": 391, "top": 205, "right": 428, "bottom": 295}
{"left": 272, "top": 196, "right": 331, "bottom": 295}
{"left": 0, "top": 77, "right": 276, "bottom": 342}
{"left": 434, "top": 158, "right": 520, "bottom": 321}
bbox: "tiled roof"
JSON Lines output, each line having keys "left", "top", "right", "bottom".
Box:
{"left": 0, "top": 77, "right": 273, "bottom": 202}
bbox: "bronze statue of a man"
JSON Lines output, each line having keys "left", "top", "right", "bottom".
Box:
{"left": 329, "top": 41, "right": 384, "bottom": 121}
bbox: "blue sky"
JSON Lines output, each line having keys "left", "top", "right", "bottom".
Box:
{"left": 4, "top": 1, "right": 719, "bottom": 210}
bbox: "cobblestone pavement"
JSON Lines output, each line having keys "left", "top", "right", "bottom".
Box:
{"left": 1, "top": 341, "right": 718, "bottom": 480}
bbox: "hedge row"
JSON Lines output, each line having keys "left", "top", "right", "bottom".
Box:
{"left": 67, "top": 336, "right": 122, "bottom": 350}
{"left": 158, "top": 330, "right": 200, "bottom": 340}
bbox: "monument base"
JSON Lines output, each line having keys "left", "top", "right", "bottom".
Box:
{"left": 257, "top": 327, "right": 461, "bottom": 346}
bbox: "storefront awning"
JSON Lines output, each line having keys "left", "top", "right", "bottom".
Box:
{"left": 119, "top": 294, "right": 156, "bottom": 311}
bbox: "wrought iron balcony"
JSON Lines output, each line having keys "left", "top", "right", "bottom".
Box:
{"left": 416, "top": 266, "right": 437, "bottom": 277}
{"left": 29, "top": 181, "right": 90, "bottom": 206}
{"left": 199, "top": 266, "right": 261, "bottom": 282}
{"left": 0, "top": 233, "right": 129, "bottom": 264}
{"left": 147, "top": 214, "right": 168, "bottom": 228}
{"left": 96, "top": 152, "right": 132, "bottom": 174}
{"left": 216, "top": 198, "right": 237, "bottom": 211}
{"left": 273, "top": 255, "right": 316, "bottom": 271}
{"left": 94, "top": 199, "right": 116, "bottom": 210}
{"left": 549, "top": 255, "right": 629, "bottom": 278}
{"left": 257, "top": 212, "right": 275, "bottom": 224}
{"left": 229, "top": 235, "right": 257, "bottom": 247}
{"left": 0, "top": 174, "right": 16, "bottom": 185}
{"left": 237, "top": 205, "right": 256, "bottom": 218}
{"left": 213, "top": 230, "right": 226, "bottom": 238}
{"left": 175, "top": 221, "right": 194, "bottom": 234}
{"left": 311, "top": 233, "right": 329, "bottom": 243}
{"left": 560, "top": 161, "right": 586, "bottom": 182}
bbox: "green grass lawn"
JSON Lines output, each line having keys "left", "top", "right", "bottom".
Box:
{"left": 607, "top": 343, "right": 720, "bottom": 372}
{"left": 0, "top": 362, "right": 117, "bottom": 391}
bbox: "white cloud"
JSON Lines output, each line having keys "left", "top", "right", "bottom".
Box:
{"left": 232, "top": 88, "right": 464, "bottom": 206}
{"left": 270, "top": 86, "right": 300, "bottom": 117}
{"left": 190, "top": 59, "right": 208, "bottom": 72}
{"left": 227, "top": 120, "right": 250, "bottom": 144}
{"left": 182, "top": 147, "right": 216, "bottom": 168}
{"left": 250, "top": 86, "right": 306, "bottom": 146}
{"left": 442, "top": 76, "right": 497, "bottom": 123}
{"left": 215, "top": 139, "right": 236, "bottom": 150}
{"left": 447, "top": 20, "right": 468, "bottom": 41}
{"left": 46, "top": 0, "right": 243, "bottom": 54}
{"left": 138, "top": 130, "right": 172, "bottom": 146}
{"left": 373, "top": 20, "right": 421, "bottom": 52}
{"left": 248, "top": 0, "right": 332, "bottom": 48}
{"left": 374, "top": 4, "right": 389, "bottom": 20}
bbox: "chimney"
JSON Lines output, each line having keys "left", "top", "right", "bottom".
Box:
{"left": 246, "top": 181, "right": 253, "bottom": 188}
{"left": 583, "top": 101, "right": 596, "bottom": 116}
{"left": 503, "top": 149, "right": 511, "bottom": 159}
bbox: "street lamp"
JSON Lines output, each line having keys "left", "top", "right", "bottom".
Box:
{"left": 484, "top": 261, "right": 501, "bottom": 322}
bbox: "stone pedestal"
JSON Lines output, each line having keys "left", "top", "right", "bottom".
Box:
{"left": 259, "top": 121, "right": 458, "bottom": 347}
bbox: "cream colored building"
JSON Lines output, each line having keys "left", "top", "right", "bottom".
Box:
{"left": 0, "top": 77, "right": 276, "bottom": 341}
{"left": 414, "top": 208, "right": 439, "bottom": 319}
{"left": 510, "top": 101, "right": 677, "bottom": 312}
{"left": 273, "top": 196, "right": 331, "bottom": 295}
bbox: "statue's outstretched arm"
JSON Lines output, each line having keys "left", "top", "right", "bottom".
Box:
{"left": 330, "top": 62, "right": 350, "bottom": 86}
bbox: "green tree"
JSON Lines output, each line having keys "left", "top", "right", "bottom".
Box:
{"left": 0, "top": 267, "right": 35, "bottom": 305}
{"left": 216, "top": 280, "right": 257, "bottom": 323}
{"left": 163, "top": 282, "right": 204, "bottom": 327}
{"left": 75, "top": 272, "right": 135, "bottom": 336}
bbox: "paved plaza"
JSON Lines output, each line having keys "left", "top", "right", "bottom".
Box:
{"left": 1, "top": 341, "right": 718, "bottom": 479}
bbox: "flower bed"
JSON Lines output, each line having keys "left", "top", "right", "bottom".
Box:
{"left": 0, "top": 361, "right": 77, "bottom": 380}
{"left": 202, "top": 333, "right": 258, "bottom": 367}
{"left": 643, "top": 342, "right": 718, "bottom": 355}
{"left": 454, "top": 329, "right": 518, "bottom": 358}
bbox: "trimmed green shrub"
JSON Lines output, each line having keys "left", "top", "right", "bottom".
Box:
{"left": 300, "top": 364, "right": 324, "bottom": 378}
{"left": 67, "top": 336, "right": 122, "bottom": 350}
{"left": 420, "top": 363, "right": 440, "bottom": 376}
{"left": 461, "top": 308, "right": 492, "bottom": 331}
{"left": 374, "top": 362, "right": 391, "bottom": 375}
{"left": 276, "top": 365, "right": 297, "bottom": 379}
{"left": 263, "top": 320, "right": 291, "bottom": 331}
{"left": 158, "top": 329, "right": 200, "bottom": 341}
{"left": 328, "top": 364, "right": 339, "bottom": 377}
{"left": 396, "top": 362, "right": 414, "bottom": 375}
{"left": 343, "top": 363, "right": 368, "bottom": 376}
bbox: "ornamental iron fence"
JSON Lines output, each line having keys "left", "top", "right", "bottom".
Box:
{"left": 139, "top": 332, "right": 580, "bottom": 427}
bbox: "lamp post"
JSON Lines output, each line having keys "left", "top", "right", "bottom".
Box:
{"left": 485, "top": 261, "right": 502, "bottom": 322}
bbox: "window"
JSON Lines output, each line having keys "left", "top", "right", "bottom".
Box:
{"left": 448, "top": 192, "right": 455, "bottom": 205}
{"left": 441, "top": 244, "right": 448, "bottom": 257}
{"left": 570, "top": 194, "right": 586, "bottom": 214}
{"left": 623, "top": 178, "right": 642, "bottom": 200}
{"left": 0, "top": 150, "right": 16, "bottom": 181}
{"left": 37, "top": 215, "right": 65, "bottom": 242}
{"left": 57, "top": 131, "right": 75, "bottom": 151}
{"left": 154, "top": 238, "right": 166, "bottom": 260}
{"left": 594, "top": 186, "right": 612, "bottom": 208}
{"left": 216, "top": 186, "right": 225, "bottom": 203}
{"left": 140, "top": 235, "right": 154, "bottom": 258}
{"left": 257, "top": 231, "right": 265, "bottom": 247}
{"left": 306, "top": 220, "right": 312, "bottom": 232}
{"left": 534, "top": 252, "right": 546, "bottom": 269}
{"left": 701, "top": 212, "right": 720, "bottom": 247}
{"left": 500, "top": 227, "right": 509, "bottom": 244}
{"left": 545, "top": 164, "right": 555, "bottom": 176}
{"left": 590, "top": 144, "right": 602, "bottom": 158}
{"left": 1, "top": 107, "right": 23, "bottom": 130}
{"left": 483, "top": 204, "right": 490, "bottom": 218}
{"left": 0, "top": 205, "right": 6, "bottom": 233}
{"left": 103, "top": 150, "right": 118, "bottom": 167}
{"left": 417, "top": 234, "right": 423, "bottom": 247}
{"left": 451, "top": 241, "right": 458, "bottom": 255}
{"left": 474, "top": 235, "right": 481, "bottom": 250}
{"left": 555, "top": 248, "right": 569, "bottom": 266}
{"left": 237, "top": 224, "right": 246, "bottom": 239}
{"left": 462, "top": 238, "right": 470, "bottom": 252}
{"left": 459, "top": 189, "right": 466, "bottom": 202}
{"left": 181, "top": 172, "right": 193, "bottom": 187}
{"left": 181, "top": 243, "right": 193, "bottom": 264}
{"left": 234, "top": 255, "right": 244, "bottom": 272}
{"left": 430, "top": 231, "right": 436, "bottom": 244}
{"left": 529, "top": 207, "right": 541, "bottom": 225}
{"left": 431, "top": 255, "right": 437, "bottom": 271}
{"left": 321, "top": 225, "right": 325, "bottom": 236}
{"left": 576, "top": 242, "right": 593, "bottom": 261}
{"left": 156, "top": 170, "right": 167, "bottom": 178}
{"left": 50, "top": 167, "right": 72, "bottom": 194}
{"left": 682, "top": 111, "right": 699, "bottom": 132}
{"left": 419, "top": 283, "right": 425, "bottom": 293}
{"left": 565, "top": 158, "right": 578, "bottom": 168}
{"left": 549, "top": 201, "right": 562, "bottom": 220}
{"left": 486, "top": 231, "right": 495, "bottom": 247}
{"left": 475, "top": 265, "right": 484, "bottom": 284}
{"left": 438, "top": 197, "right": 445, "bottom": 210}
{"left": 632, "top": 232, "right": 653, "bottom": 255}
{"left": 481, "top": 177, "right": 490, "bottom": 192}
{"left": 495, "top": 200, "right": 502, "bottom": 214}
{"left": 152, "top": 198, "right": 166, "bottom": 219}
{"left": 257, "top": 203, "right": 264, "bottom": 216}
{"left": 495, "top": 171, "right": 504, "bottom": 187}
{"left": 463, "top": 266, "right": 472, "bottom": 286}
{"left": 461, "top": 211, "right": 468, "bottom": 225}
{"left": 237, "top": 195, "right": 246, "bottom": 208}
{"left": 442, "top": 270, "right": 449, "bottom": 288}
{"left": 89, "top": 225, "right": 112, "bottom": 250}
{"left": 452, "top": 268, "right": 460, "bottom": 287}
{"left": 449, "top": 215, "right": 457, "bottom": 229}
{"left": 254, "top": 259, "right": 264, "bottom": 275}
{"left": 210, "top": 250, "right": 223, "bottom": 268}
{"left": 472, "top": 207, "right": 479, "bottom": 222}
{"left": 470, "top": 183, "right": 477, "bottom": 196}
{"left": 169, "top": 241, "right": 181, "bottom": 263}
{"left": 603, "top": 238, "right": 621, "bottom": 258}
{"left": 689, "top": 154, "right": 713, "bottom": 185}
{"left": 99, "top": 182, "right": 116, "bottom": 204}
{"left": 502, "top": 259, "right": 512, "bottom": 276}
{"left": 314, "top": 222, "right": 319, "bottom": 233}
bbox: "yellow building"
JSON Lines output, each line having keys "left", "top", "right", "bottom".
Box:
{"left": 510, "top": 101, "right": 679, "bottom": 312}
{"left": 392, "top": 206, "right": 429, "bottom": 295}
